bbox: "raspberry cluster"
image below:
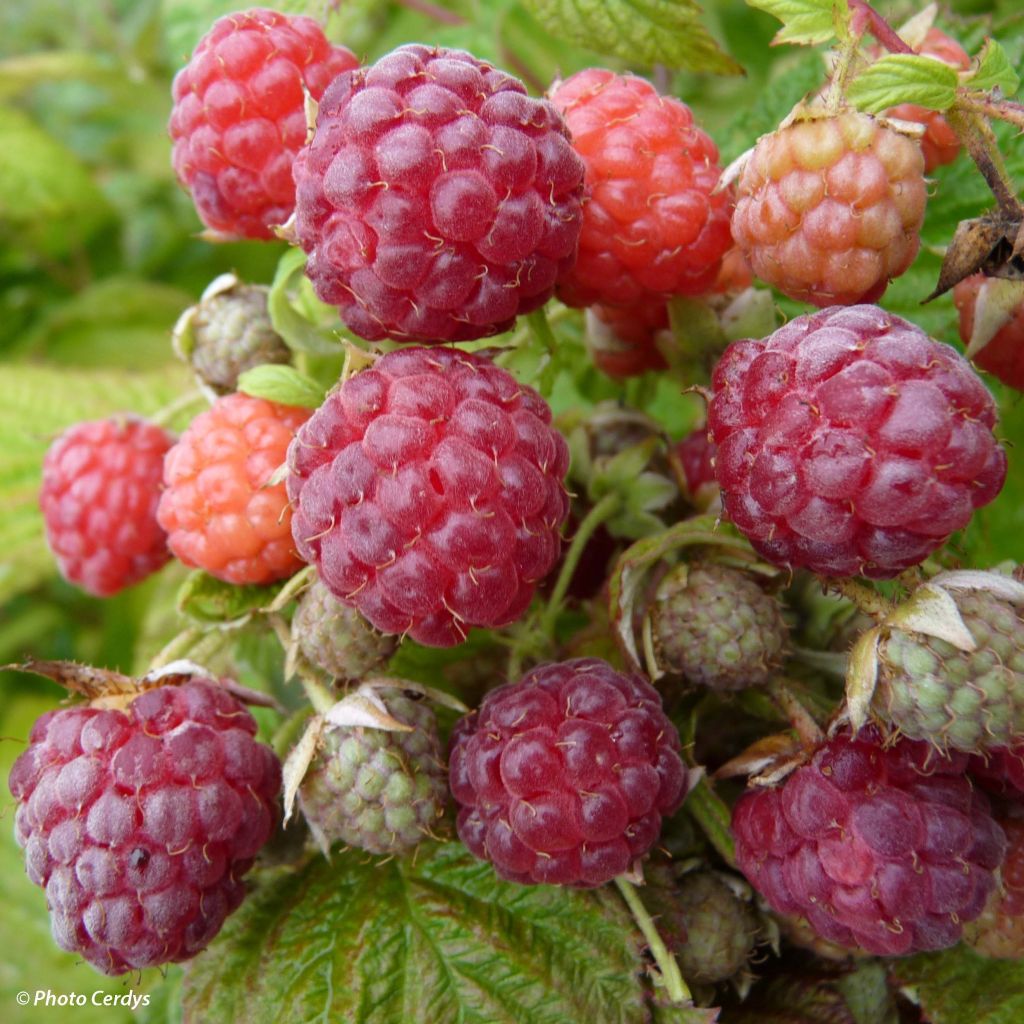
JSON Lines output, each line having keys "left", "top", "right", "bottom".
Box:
{"left": 287, "top": 348, "right": 570, "bottom": 647}
{"left": 158, "top": 392, "right": 311, "bottom": 585}
{"left": 450, "top": 658, "right": 687, "bottom": 886}
{"left": 8, "top": 680, "right": 281, "bottom": 974}
{"left": 292, "top": 44, "right": 585, "bottom": 342}
{"left": 732, "top": 728, "right": 1005, "bottom": 955}
{"left": 169, "top": 8, "right": 358, "bottom": 239}
{"left": 709, "top": 305, "right": 1006, "bottom": 578}
{"left": 550, "top": 69, "right": 732, "bottom": 308}
{"left": 732, "top": 112, "right": 926, "bottom": 306}
{"left": 40, "top": 417, "right": 174, "bottom": 597}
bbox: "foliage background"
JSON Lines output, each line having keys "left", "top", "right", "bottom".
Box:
{"left": 1, "top": 0, "right": 1023, "bottom": 1020}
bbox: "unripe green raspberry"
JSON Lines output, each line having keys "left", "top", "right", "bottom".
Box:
{"left": 299, "top": 690, "right": 447, "bottom": 856}
{"left": 174, "top": 274, "right": 291, "bottom": 393}
{"left": 293, "top": 578, "right": 398, "bottom": 681}
{"left": 874, "top": 589, "right": 1024, "bottom": 753}
{"left": 674, "top": 872, "right": 759, "bottom": 985}
{"left": 651, "top": 563, "right": 787, "bottom": 690}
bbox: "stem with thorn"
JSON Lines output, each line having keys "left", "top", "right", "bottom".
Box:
{"left": 768, "top": 678, "right": 824, "bottom": 749}
{"left": 946, "top": 106, "right": 1022, "bottom": 217}
{"left": 824, "top": 578, "right": 895, "bottom": 619}
{"left": 615, "top": 875, "right": 691, "bottom": 1004}
{"left": 849, "top": 0, "right": 913, "bottom": 55}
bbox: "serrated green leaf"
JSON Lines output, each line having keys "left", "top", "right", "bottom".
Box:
{"left": 520, "top": 0, "right": 742, "bottom": 74}
{"left": 847, "top": 54, "right": 959, "bottom": 114}
{"left": 237, "top": 364, "right": 326, "bottom": 410}
{"left": 182, "top": 843, "right": 656, "bottom": 1024}
{"left": 892, "top": 946, "right": 1024, "bottom": 1024}
{"left": 965, "top": 38, "right": 1019, "bottom": 97}
{"left": 745, "top": 0, "right": 845, "bottom": 46}
{"left": 176, "top": 571, "right": 278, "bottom": 626}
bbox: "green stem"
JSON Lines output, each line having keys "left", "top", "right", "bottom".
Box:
{"left": 526, "top": 307, "right": 558, "bottom": 356}
{"left": 615, "top": 876, "right": 691, "bottom": 1005}
{"left": 825, "top": 578, "right": 894, "bottom": 620}
{"left": 300, "top": 673, "right": 337, "bottom": 715}
{"left": 684, "top": 778, "right": 737, "bottom": 868}
{"left": 768, "top": 678, "right": 825, "bottom": 748}
{"left": 149, "top": 627, "right": 201, "bottom": 670}
{"left": 945, "top": 105, "right": 1022, "bottom": 217}
{"left": 149, "top": 389, "right": 206, "bottom": 430}
{"left": 539, "top": 491, "right": 621, "bottom": 637}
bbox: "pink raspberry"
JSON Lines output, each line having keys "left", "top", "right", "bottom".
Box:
{"left": 954, "top": 274, "right": 1024, "bottom": 392}
{"left": 292, "top": 44, "right": 585, "bottom": 342}
{"left": 708, "top": 305, "right": 1006, "bottom": 578}
{"left": 8, "top": 679, "right": 281, "bottom": 974}
{"left": 732, "top": 728, "right": 1006, "bottom": 956}
{"left": 286, "top": 348, "right": 570, "bottom": 647}
{"left": 158, "top": 393, "right": 311, "bottom": 585}
{"left": 40, "top": 417, "right": 174, "bottom": 597}
{"left": 879, "top": 28, "right": 970, "bottom": 173}
{"left": 550, "top": 69, "right": 733, "bottom": 307}
{"left": 732, "top": 111, "right": 926, "bottom": 306}
{"left": 169, "top": 8, "right": 358, "bottom": 239}
{"left": 449, "top": 658, "right": 687, "bottom": 886}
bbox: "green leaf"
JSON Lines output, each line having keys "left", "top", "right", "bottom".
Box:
{"left": 892, "top": 946, "right": 1024, "bottom": 1024}
{"left": 745, "top": 0, "right": 845, "bottom": 46}
{"left": 520, "top": 0, "right": 742, "bottom": 75}
{"left": 0, "top": 50, "right": 121, "bottom": 99}
{"left": 965, "top": 38, "right": 1020, "bottom": 97}
{"left": 237, "top": 364, "right": 326, "bottom": 409}
{"left": 176, "top": 571, "right": 279, "bottom": 626}
{"left": 847, "top": 54, "right": 959, "bottom": 114}
{"left": 267, "top": 248, "right": 346, "bottom": 356}
{"left": 182, "top": 842, "right": 662, "bottom": 1024}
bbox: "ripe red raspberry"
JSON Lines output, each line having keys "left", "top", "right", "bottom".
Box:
{"left": 8, "top": 679, "right": 281, "bottom": 974}
{"left": 286, "top": 348, "right": 570, "bottom": 647}
{"left": 709, "top": 305, "right": 1006, "bottom": 578}
{"left": 964, "top": 814, "right": 1024, "bottom": 958}
{"left": 954, "top": 274, "right": 1024, "bottom": 391}
{"left": 449, "top": 658, "right": 687, "bottom": 886}
{"left": 732, "top": 112, "right": 926, "bottom": 306}
{"left": 732, "top": 728, "right": 1005, "bottom": 956}
{"left": 550, "top": 69, "right": 732, "bottom": 307}
{"left": 880, "top": 28, "right": 969, "bottom": 173}
{"left": 158, "top": 392, "right": 311, "bottom": 585}
{"left": 586, "top": 301, "right": 669, "bottom": 377}
{"left": 40, "top": 418, "right": 174, "bottom": 597}
{"left": 292, "top": 44, "right": 585, "bottom": 342}
{"left": 169, "top": 8, "right": 358, "bottom": 239}
{"left": 970, "top": 744, "right": 1024, "bottom": 797}
{"left": 673, "top": 429, "right": 719, "bottom": 510}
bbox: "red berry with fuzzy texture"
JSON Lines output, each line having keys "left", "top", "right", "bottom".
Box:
{"left": 732, "top": 728, "right": 1005, "bottom": 956}
{"left": 286, "top": 348, "right": 570, "bottom": 647}
{"left": 169, "top": 8, "right": 358, "bottom": 239}
{"left": 732, "top": 112, "right": 926, "bottom": 307}
{"left": 449, "top": 657, "right": 687, "bottom": 886}
{"left": 709, "top": 305, "right": 1006, "bottom": 578}
{"left": 158, "top": 392, "right": 311, "bottom": 585}
{"left": 40, "top": 418, "right": 174, "bottom": 597}
{"left": 550, "top": 69, "right": 732, "bottom": 308}
{"left": 881, "top": 28, "right": 969, "bottom": 173}
{"left": 954, "top": 274, "right": 1024, "bottom": 391}
{"left": 292, "top": 44, "right": 585, "bottom": 342}
{"left": 8, "top": 680, "right": 281, "bottom": 974}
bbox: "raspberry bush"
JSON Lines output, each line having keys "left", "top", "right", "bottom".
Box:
{"left": 5, "top": 0, "right": 1024, "bottom": 1021}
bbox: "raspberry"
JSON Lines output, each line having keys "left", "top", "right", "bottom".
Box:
{"left": 174, "top": 276, "right": 291, "bottom": 394}
{"left": 732, "top": 112, "right": 926, "bottom": 306}
{"left": 954, "top": 274, "right": 1024, "bottom": 391}
{"left": 299, "top": 688, "right": 447, "bottom": 855}
{"left": 449, "top": 657, "right": 687, "bottom": 887}
{"left": 732, "top": 728, "right": 1005, "bottom": 956}
{"left": 8, "top": 679, "right": 281, "bottom": 974}
{"left": 709, "top": 305, "right": 1006, "bottom": 578}
{"left": 169, "top": 8, "right": 358, "bottom": 239}
{"left": 40, "top": 417, "right": 174, "bottom": 597}
{"left": 586, "top": 302, "right": 669, "bottom": 378}
{"left": 650, "top": 563, "right": 788, "bottom": 691}
{"left": 550, "top": 69, "right": 732, "bottom": 307}
{"left": 286, "top": 348, "right": 570, "bottom": 647}
{"left": 872, "top": 586, "right": 1024, "bottom": 753}
{"left": 970, "top": 744, "right": 1024, "bottom": 797}
{"left": 880, "top": 28, "right": 969, "bottom": 173}
{"left": 964, "top": 815, "right": 1024, "bottom": 958}
{"left": 158, "top": 392, "right": 311, "bottom": 585}
{"left": 292, "top": 577, "right": 397, "bottom": 681}
{"left": 292, "top": 44, "right": 585, "bottom": 342}
{"left": 672, "top": 429, "right": 719, "bottom": 511}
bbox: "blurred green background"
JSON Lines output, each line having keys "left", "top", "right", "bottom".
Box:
{"left": 1, "top": 0, "right": 1023, "bottom": 1018}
